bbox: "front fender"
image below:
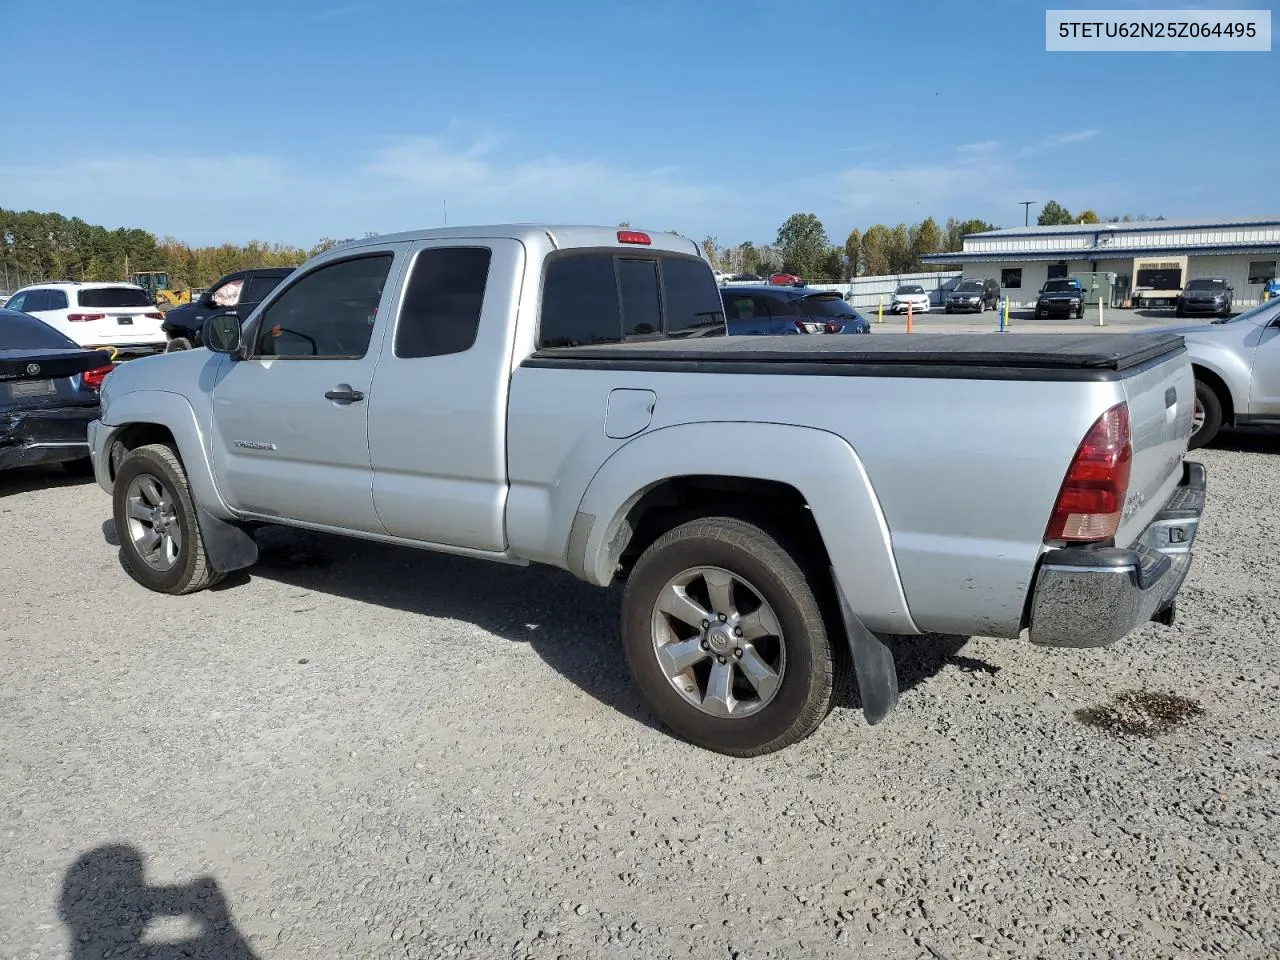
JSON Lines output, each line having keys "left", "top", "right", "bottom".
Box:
{"left": 1187, "top": 346, "right": 1252, "bottom": 417}
{"left": 569, "top": 421, "right": 919, "bottom": 635}
{"left": 95, "top": 389, "right": 233, "bottom": 520}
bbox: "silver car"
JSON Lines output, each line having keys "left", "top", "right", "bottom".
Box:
{"left": 1162, "top": 298, "right": 1280, "bottom": 448}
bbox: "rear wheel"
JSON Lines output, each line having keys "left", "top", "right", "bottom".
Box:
{"left": 621, "top": 516, "right": 846, "bottom": 757}
{"left": 1189, "top": 379, "right": 1223, "bottom": 450}
{"left": 113, "top": 443, "right": 224, "bottom": 595}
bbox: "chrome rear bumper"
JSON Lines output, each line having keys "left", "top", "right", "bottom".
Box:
{"left": 1028, "top": 460, "right": 1205, "bottom": 648}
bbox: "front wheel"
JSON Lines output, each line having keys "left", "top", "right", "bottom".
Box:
{"left": 1189, "top": 379, "right": 1223, "bottom": 450}
{"left": 621, "top": 516, "right": 846, "bottom": 756}
{"left": 113, "top": 443, "right": 224, "bottom": 594}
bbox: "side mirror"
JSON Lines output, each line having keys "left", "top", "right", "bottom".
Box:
{"left": 203, "top": 312, "right": 242, "bottom": 356}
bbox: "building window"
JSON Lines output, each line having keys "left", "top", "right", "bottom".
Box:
{"left": 1046, "top": 262, "right": 1068, "bottom": 280}
{"left": 1248, "top": 260, "right": 1277, "bottom": 284}
{"left": 1001, "top": 268, "right": 1022, "bottom": 289}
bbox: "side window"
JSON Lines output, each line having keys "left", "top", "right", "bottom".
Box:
{"left": 539, "top": 253, "right": 622, "bottom": 348}
{"left": 211, "top": 278, "right": 244, "bottom": 307}
{"left": 617, "top": 258, "right": 661, "bottom": 336}
{"left": 765, "top": 296, "right": 799, "bottom": 317}
{"left": 661, "top": 257, "right": 725, "bottom": 337}
{"left": 47, "top": 290, "right": 68, "bottom": 310}
{"left": 252, "top": 254, "right": 393, "bottom": 359}
{"left": 25, "top": 291, "right": 51, "bottom": 312}
{"left": 6, "top": 293, "right": 26, "bottom": 312}
{"left": 242, "top": 274, "right": 285, "bottom": 304}
{"left": 395, "top": 247, "right": 492, "bottom": 359}
{"left": 722, "top": 295, "right": 754, "bottom": 321}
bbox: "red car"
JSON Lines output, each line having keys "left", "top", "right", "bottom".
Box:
{"left": 769, "top": 272, "right": 804, "bottom": 286}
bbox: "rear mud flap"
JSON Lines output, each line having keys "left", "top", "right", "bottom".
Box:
{"left": 194, "top": 505, "right": 258, "bottom": 574}
{"left": 831, "top": 569, "right": 899, "bottom": 725}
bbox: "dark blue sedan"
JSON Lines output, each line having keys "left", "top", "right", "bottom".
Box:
{"left": 720, "top": 285, "right": 871, "bottom": 336}
{"left": 1, "top": 307, "right": 114, "bottom": 474}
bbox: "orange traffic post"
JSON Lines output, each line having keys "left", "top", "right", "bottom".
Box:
{"left": 906, "top": 301, "right": 913, "bottom": 334}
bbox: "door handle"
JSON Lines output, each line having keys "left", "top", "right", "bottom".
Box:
{"left": 324, "top": 385, "right": 365, "bottom": 404}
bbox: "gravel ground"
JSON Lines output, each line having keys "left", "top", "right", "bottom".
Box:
{"left": 2, "top": 433, "right": 1279, "bottom": 960}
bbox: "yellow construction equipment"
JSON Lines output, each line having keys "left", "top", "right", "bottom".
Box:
{"left": 128, "top": 272, "right": 191, "bottom": 309}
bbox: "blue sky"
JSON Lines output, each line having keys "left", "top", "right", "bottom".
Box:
{"left": 2, "top": 0, "right": 1275, "bottom": 247}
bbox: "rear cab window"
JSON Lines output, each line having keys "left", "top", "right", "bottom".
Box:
{"left": 243, "top": 274, "right": 288, "bottom": 303}
{"left": 78, "top": 287, "right": 152, "bottom": 308}
{"left": 538, "top": 251, "right": 725, "bottom": 348}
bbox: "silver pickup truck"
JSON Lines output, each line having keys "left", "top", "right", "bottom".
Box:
{"left": 87, "top": 225, "right": 1206, "bottom": 756}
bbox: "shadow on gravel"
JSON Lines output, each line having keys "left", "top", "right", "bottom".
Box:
{"left": 234, "top": 525, "right": 665, "bottom": 730}
{"left": 211, "top": 526, "right": 972, "bottom": 726}
{"left": 59, "top": 844, "right": 258, "bottom": 960}
{"left": 837, "top": 634, "right": 984, "bottom": 710}
{"left": 0, "top": 463, "right": 94, "bottom": 498}
{"left": 1204, "top": 429, "right": 1280, "bottom": 455}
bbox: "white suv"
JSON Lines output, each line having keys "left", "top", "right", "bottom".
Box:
{"left": 4, "top": 282, "right": 167, "bottom": 355}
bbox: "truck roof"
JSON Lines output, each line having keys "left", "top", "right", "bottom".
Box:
{"left": 333, "top": 224, "right": 705, "bottom": 258}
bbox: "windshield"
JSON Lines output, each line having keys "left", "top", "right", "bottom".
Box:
{"left": 78, "top": 287, "right": 152, "bottom": 308}
{"left": 797, "top": 294, "right": 857, "bottom": 318}
{"left": 1042, "top": 280, "right": 1077, "bottom": 292}
{"left": 1185, "top": 279, "right": 1226, "bottom": 291}
{"left": 896, "top": 285, "right": 924, "bottom": 295}
{"left": 955, "top": 281, "right": 983, "bottom": 292}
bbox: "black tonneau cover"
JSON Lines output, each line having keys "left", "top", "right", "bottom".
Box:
{"left": 525, "top": 333, "right": 1186, "bottom": 382}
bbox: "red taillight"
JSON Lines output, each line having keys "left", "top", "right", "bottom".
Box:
{"left": 82, "top": 364, "right": 114, "bottom": 390}
{"left": 826, "top": 321, "right": 843, "bottom": 333}
{"left": 145, "top": 311, "right": 163, "bottom": 320}
{"left": 67, "top": 313, "right": 106, "bottom": 322}
{"left": 1046, "top": 402, "right": 1132, "bottom": 542}
{"left": 617, "top": 230, "right": 651, "bottom": 245}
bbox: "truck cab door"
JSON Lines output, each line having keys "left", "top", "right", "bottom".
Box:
{"left": 209, "top": 248, "right": 407, "bottom": 533}
{"left": 367, "top": 238, "right": 524, "bottom": 551}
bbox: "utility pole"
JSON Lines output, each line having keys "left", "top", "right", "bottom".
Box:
{"left": 443, "top": 200, "right": 447, "bottom": 226}
{"left": 1019, "top": 201, "right": 1036, "bottom": 226}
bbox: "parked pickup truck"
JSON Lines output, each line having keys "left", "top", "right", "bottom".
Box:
{"left": 87, "top": 225, "right": 1206, "bottom": 756}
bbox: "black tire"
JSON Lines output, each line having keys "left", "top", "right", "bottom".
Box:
{"left": 112, "top": 443, "right": 224, "bottom": 595}
{"left": 164, "top": 337, "right": 192, "bottom": 352}
{"left": 1189, "top": 379, "right": 1223, "bottom": 450}
{"left": 1076, "top": 305, "right": 1085, "bottom": 319}
{"left": 621, "top": 516, "right": 847, "bottom": 757}
{"left": 1175, "top": 306, "right": 1185, "bottom": 318}
{"left": 62, "top": 457, "right": 95, "bottom": 477}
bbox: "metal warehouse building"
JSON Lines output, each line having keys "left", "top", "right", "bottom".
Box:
{"left": 921, "top": 216, "right": 1280, "bottom": 309}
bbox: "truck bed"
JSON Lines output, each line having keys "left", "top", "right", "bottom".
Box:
{"left": 525, "top": 332, "right": 1186, "bottom": 382}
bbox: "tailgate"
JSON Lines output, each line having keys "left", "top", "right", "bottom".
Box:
{"left": 1113, "top": 349, "right": 1194, "bottom": 547}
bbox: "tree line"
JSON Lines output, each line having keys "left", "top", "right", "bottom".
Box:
{"left": 4, "top": 200, "right": 1157, "bottom": 294}
{"left": 0, "top": 207, "right": 364, "bottom": 293}
{"left": 698, "top": 202, "right": 1158, "bottom": 281}
{"left": 697, "top": 214, "right": 999, "bottom": 281}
